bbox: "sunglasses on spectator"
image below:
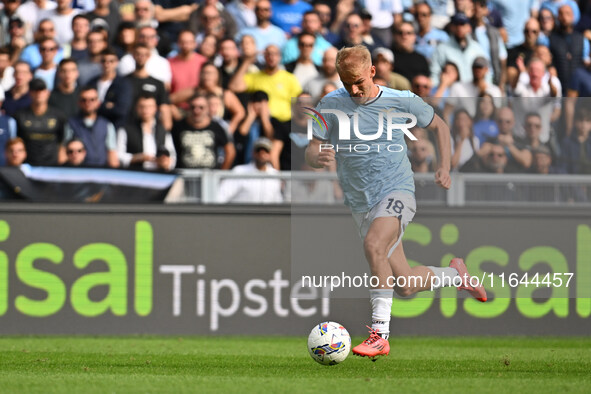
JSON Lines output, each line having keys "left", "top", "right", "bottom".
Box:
{"left": 489, "top": 152, "right": 506, "bottom": 158}
{"left": 40, "top": 46, "right": 57, "bottom": 52}
{"left": 67, "top": 149, "right": 84, "bottom": 154}
{"left": 396, "top": 30, "right": 415, "bottom": 36}
{"left": 526, "top": 122, "right": 542, "bottom": 129}
{"left": 299, "top": 42, "right": 314, "bottom": 47}
{"left": 80, "top": 97, "right": 98, "bottom": 102}
{"left": 413, "top": 84, "right": 429, "bottom": 89}
{"left": 255, "top": 7, "right": 270, "bottom": 11}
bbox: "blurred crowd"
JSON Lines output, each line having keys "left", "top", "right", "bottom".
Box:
{"left": 0, "top": 0, "right": 591, "bottom": 179}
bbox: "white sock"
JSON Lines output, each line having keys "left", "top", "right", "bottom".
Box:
{"left": 428, "top": 266, "right": 460, "bottom": 290}
{"left": 369, "top": 289, "right": 393, "bottom": 339}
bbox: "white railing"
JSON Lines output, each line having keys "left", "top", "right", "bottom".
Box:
{"left": 172, "top": 170, "right": 591, "bottom": 207}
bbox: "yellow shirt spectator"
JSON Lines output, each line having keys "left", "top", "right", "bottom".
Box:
{"left": 244, "top": 70, "right": 302, "bottom": 122}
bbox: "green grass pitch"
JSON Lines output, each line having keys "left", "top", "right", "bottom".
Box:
{"left": 0, "top": 337, "right": 590, "bottom": 393}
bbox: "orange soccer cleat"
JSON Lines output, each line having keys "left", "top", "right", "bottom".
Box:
{"left": 450, "top": 258, "right": 487, "bottom": 302}
{"left": 352, "top": 327, "right": 390, "bottom": 361}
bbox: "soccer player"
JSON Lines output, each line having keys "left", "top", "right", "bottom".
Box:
{"left": 304, "top": 45, "right": 487, "bottom": 360}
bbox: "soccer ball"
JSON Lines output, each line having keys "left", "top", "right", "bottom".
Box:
{"left": 307, "top": 321, "right": 351, "bottom": 365}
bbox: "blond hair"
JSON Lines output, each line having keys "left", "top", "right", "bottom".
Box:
{"left": 335, "top": 45, "right": 372, "bottom": 75}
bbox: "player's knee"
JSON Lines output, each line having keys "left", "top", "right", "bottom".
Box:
{"left": 394, "top": 285, "right": 413, "bottom": 298}
{"left": 363, "top": 237, "right": 386, "bottom": 259}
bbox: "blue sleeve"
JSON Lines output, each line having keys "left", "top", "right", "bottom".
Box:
{"left": 8, "top": 117, "right": 17, "bottom": 139}
{"left": 583, "top": 38, "right": 590, "bottom": 62}
{"left": 407, "top": 92, "right": 435, "bottom": 128}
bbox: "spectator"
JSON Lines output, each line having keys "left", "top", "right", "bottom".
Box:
{"left": 117, "top": 94, "right": 176, "bottom": 171}
{"left": 197, "top": 34, "right": 221, "bottom": 66}
{"left": 217, "top": 137, "right": 283, "bottom": 203}
{"left": 530, "top": 145, "right": 556, "bottom": 174}
{"left": 373, "top": 47, "right": 411, "bottom": 91}
{"left": 473, "top": 93, "right": 499, "bottom": 144}
{"left": 518, "top": 112, "right": 551, "bottom": 155}
{"left": 540, "top": 0, "right": 580, "bottom": 25}
{"left": 507, "top": 18, "right": 541, "bottom": 88}
{"left": 0, "top": 47, "right": 14, "bottom": 91}
{"left": 65, "top": 86, "right": 118, "bottom": 168}
{"left": 63, "top": 138, "right": 86, "bottom": 167}
{"left": 20, "top": 19, "right": 65, "bottom": 70}
{"left": 134, "top": 0, "right": 158, "bottom": 29}
{"left": 451, "top": 109, "right": 480, "bottom": 171}
{"left": 0, "top": 88, "right": 17, "bottom": 166}
{"left": 480, "top": 106, "right": 532, "bottom": 172}
{"left": 171, "top": 92, "right": 235, "bottom": 169}
{"left": 489, "top": 0, "right": 539, "bottom": 49}
{"left": 430, "top": 61, "right": 459, "bottom": 109}
{"left": 219, "top": 38, "right": 242, "bottom": 89}
{"left": 538, "top": 7, "right": 555, "bottom": 46}
{"left": 471, "top": 0, "right": 507, "bottom": 89}
{"left": 125, "top": 43, "right": 172, "bottom": 131}
{"left": 430, "top": 12, "right": 487, "bottom": 85}
{"left": 43, "top": 0, "right": 80, "bottom": 46}
{"left": 152, "top": 0, "right": 199, "bottom": 55}
{"left": 189, "top": 2, "right": 237, "bottom": 45}
{"left": 285, "top": 32, "right": 321, "bottom": 88}
{"left": 1, "top": 0, "right": 21, "bottom": 47}
{"left": 6, "top": 16, "right": 27, "bottom": 65}
{"left": 195, "top": 63, "right": 245, "bottom": 135}
{"left": 370, "top": 0, "right": 406, "bottom": 46}
{"left": 49, "top": 58, "right": 79, "bottom": 118}
{"left": 409, "top": 136, "right": 436, "bottom": 173}
{"left": 414, "top": 1, "right": 449, "bottom": 61}
{"left": 237, "top": 90, "right": 274, "bottom": 165}
{"left": 113, "top": 21, "right": 136, "bottom": 59}
{"left": 77, "top": 30, "right": 107, "bottom": 86}
{"left": 392, "top": 21, "right": 430, "bottom": 82}
{"left": 2, "top": 60, "right": 32, "bottom": 117}
{"left": 16, "top": 0, "right": 57, "bottom": 44}
{"left": 336, "top": 13, "right": 378, "bottom": 52}
{"left": 236, "top": 0, "right": 288, "bottom": 61}
{"left": 549, "top": 4, "right": 590, "bottom": 95}
{"left": 33, "top": 38, "right": 58, "bottom": 91}
{"left": 560, "top": 107, "right": 591, "bottom": 174}
{"left": 3, "top": 136, "right": 26, "bottom": 166}
{"left": 444, "top": 57, "right": 502, "bottom": 122}
{"left": 85, "top": 0, "right": 121, "bottom": 38}
{"left": 270, "top": 0, "right": 313, "bottom": 36}
{"left": 118, "top": 26, "right": 172, "bottom": 89}
{"left": 226, "top": 0, "right": 257, "bottom": 32}
{"left": 168, "top": 30, "right": 207, "bottom": 107}
{"left": 69, "top": 14, "right": 90, "bottom": 61}
{"left": 411, "top": 73, "right": 432, "bottom": 99}
{"left": 482, "top": 142, "right": 508, "bottom": 173}
{"left": 282, "top": 11, "right": 332, "bottom": 66}
{"left": 14, "top": 78, "right": 66, "bottom": 166}
{"left": 303, "top": 47, "right": 343, "bottom": 101}
{"left": 230, "top": 44, "right": 301, "bottom": 126}
{"left": 312, "top": 1, "right": 339, "bottom": 46}
{"left": 88, "top": 48, "right": 133, "bottom": 130}
{"left": 512, "top": 57, "right": 561, "bottom": 144}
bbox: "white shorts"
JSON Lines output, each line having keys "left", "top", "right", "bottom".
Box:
{"left": 352, "top": 191, "right": 416, "bottom": 258}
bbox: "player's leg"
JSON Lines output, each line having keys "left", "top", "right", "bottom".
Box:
{"left": 388, "top": 237, "right": 487, "bottom": 301}
{"left": 351, "top": 214, "right": 396, "bottom": 358}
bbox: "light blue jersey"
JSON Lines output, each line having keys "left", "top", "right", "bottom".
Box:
{"left": 311, "top": 86, "right": 434, "bottom": 213}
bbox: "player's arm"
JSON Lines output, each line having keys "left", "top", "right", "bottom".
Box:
{"left": 426, "top": 114, "right": 451, "bottom": 190}
{"left": 305, "top": 137, "right": 335, "bottom": 168}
